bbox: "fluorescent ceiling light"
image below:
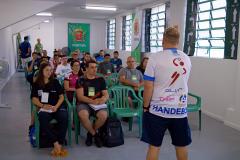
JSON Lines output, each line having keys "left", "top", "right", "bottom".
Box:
{"left": 43, "top": 20, "right": 50, "bottom": 23}
{"left": 36, "top": 12, "right": 52, "bottom": 16}
{"left": 85, "top": 6, "right": 117, "bottom": 11}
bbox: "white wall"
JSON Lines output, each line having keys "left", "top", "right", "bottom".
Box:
{"left": 0, "top": 27, "right": 15, "bottom": 78}
{"left": 110, "top": 0, "right": 240, "bottom": 131}
{"left": 20, "top": 21, "right": 54, "bottom": 57}
{"left": 0, "top": 0, "right": 60, "bottom": 30}
{"left": 54, "top": 17, "right": 106, "bottom": 54}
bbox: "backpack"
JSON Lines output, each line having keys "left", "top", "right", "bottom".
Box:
{"left": 100, "top": 117, "right": 124, "bottom": 147}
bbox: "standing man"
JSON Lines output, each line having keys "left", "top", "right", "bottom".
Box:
{"left": 19, "top": 36, "right": 31, "bottom": 69}
{"left": 142, "top": 26, "right": 192, "bottom": 160}
{"left": 34, "top": 38, "right": 43, "bottom": 55}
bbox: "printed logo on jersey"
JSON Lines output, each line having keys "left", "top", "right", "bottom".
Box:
{"left": 169, "top": 58, "right": 187, "bottom": 86}
{"left": 179, "top": 94, "right": 187, "bottom": 104}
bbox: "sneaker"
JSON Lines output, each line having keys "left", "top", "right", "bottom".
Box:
{"left": 28, "top": 125, "right": 34, "bottom": 136}
{"left": 94, "top": 133, "right": 103, "bottom": 148}
{"left": 85, "top": 132, "right": 93, "bottom": 146}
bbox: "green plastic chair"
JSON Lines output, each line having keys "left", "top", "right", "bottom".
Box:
{"left": 32, "top": 95, "right": 74, "bottom": 148}
{"left": 108, "top": 85, "right": 143, "bottom": 137}
{"left": 72, "top": 95, "right": 110, "bottom": 144}
{"left": 187, "top": 92, "right": 202, "bottom": 130}
{"left": 138, "top": 86, "right": 144, "bottom": 100}
{"left": 106, "top": 73, "right": 119, "bottom": 88}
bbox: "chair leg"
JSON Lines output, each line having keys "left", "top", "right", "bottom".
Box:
{"left": 129, "top": 117, "right": 133, "bottom": 131}
{"left": 199, "top": 110, "right": 202, "bottom": 131}
{"left": 67, "top": 117, "right": 72, "bottom": 146}
{"left": 138, "top": 115, "right": 142, "bottom": 138}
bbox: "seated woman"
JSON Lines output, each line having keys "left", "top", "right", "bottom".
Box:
{"left": 64, "top": 60, "right": 83, "bottom": 102}
{"left": 136, "top": 57, "right": 149, "bottom": 75}
{"left": 31, "top": 63, "right": 68, "bottom": 156}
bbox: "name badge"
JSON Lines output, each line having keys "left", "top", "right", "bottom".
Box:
{"left": 41, "top": 92, "right": 49, "bottom": 103}
{"left": 132, "top": 75, "right": 137, "bottom": 81}
{"left": 107, "top": 69, "right": 111, "bottom": 74}
{"left": 88, "top": 87, "right": 95, "bottom": 97}
{"left": 114, "top": 65, "right": 117, "bottom": 68}
{"left": 34, "top": 65, "right": 38, "bottom": 70}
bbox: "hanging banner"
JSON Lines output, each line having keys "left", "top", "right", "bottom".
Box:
{"left": 68, "top": 23, "right": 90, "bottom": 55}
{"left": 131, "top": 9, "right": 143, "bottom": 63}
{"left": 16, "top": 33, "right": 22, "bottom": 70}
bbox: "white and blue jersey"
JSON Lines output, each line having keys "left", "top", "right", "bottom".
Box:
{"left": 144, "top": 48, "right": 191, "bottom": 118}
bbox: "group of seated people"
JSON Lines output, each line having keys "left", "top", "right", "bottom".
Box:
{"left": 27, "top": 48, "right": 148, "bottom": 156}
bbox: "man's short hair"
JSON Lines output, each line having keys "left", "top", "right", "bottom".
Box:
{"left": 24, "top": 36, "right": 29, "bottom": 41}
{"left": 163, "top": 25, "right": 180, "bottom": 45}
{"left": 86, "top": 59, "right": 97, "bottom": 68}
{"left": 85, "top": 52, "right": 90, "bottom": 55}
{"left": 104, "top": 53, "right": 110, "bottom": 57}
{"left": 113, "top": 51, "right": 119, "bottom": 54}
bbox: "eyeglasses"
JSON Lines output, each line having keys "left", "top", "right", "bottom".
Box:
{"left": 127, "top": 61, "right": 135, "bottom": 63}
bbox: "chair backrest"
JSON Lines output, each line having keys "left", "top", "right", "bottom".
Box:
{"left": 106, "top": 73, "right": 119, "bottom": 88}
{"left": 108, "top": 85, "right": 140, "bottom": 109}
{"left": 188, "top": 92, "right": 201, "bottom": 110}
{"left": 138, "top": 86, "right": 144, "bottom": 100}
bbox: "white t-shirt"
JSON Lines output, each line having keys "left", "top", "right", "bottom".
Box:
{"left": 55, "top": 64, "right": 72, "bottom": 78}
{"left": 144, "top": 49, "right": 191, "bottom": 118}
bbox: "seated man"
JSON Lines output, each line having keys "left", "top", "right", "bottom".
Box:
{"left": 80, "top": 52, "right": 91, "bottom": 74}
{"left": 110, "top": 51, "right": 122, "bottom": 72}
{"left": 26, "top": 52, "right": 40, "bottom": 85}
{"left": 55, "top": 55, "right": 72, "bottom": 79}
{"left": 119, "top": 56, "right": 144, "bottom": 92}
{"left": 97, "top": 54, "right": 114, "bottom": 76}
{"left": 76, "top": 60, "right": 108, "bottom": 147}
{"left": 67, "top": 51, "right": 79, "bottom": 63}
{"left": 95, "top": 50, "right": 105, "bottom": 63}
{"left": 42, "top": 50, "right": 51, "bottom": 61}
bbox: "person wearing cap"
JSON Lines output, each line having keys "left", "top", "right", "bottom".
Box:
{"left": 55, "top": 55, "right": 72, "bottom": 79}
{"left": 97, "top": 54, "right": 114, "bottom": 76}
{"left": 67, "top": 51, "right": 79, "bottom": 63}
{"left": 110, "top": 51, "right": 122, "bottom": 72}
{"left": 142, "top": 26, "right": 192, "bottom": 160}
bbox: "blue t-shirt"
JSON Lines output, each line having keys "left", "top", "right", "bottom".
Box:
{"left": 110, "top": 58, "right": 122, "bottom": 72}
{"left": 96, "top": 56, "right": 104, "bottom": 63}
{"left": 19, "top": 41, "right": 31, "bottom": 58}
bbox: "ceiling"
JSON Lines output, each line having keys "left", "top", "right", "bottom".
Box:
{"left": 34, "top": 0, "right": 158, "bottom": 20}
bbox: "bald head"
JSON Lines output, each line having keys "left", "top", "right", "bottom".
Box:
{"left": 127, "top": 56, "right": 136, "bottom": 69}
{"left": 162, "top": 25, "right": 180, "bottom": 48}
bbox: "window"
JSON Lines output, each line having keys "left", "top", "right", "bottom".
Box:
{"left": 150, "top": 4, "right": 166, "bottom": 52}
{"left": 122, "top": 14, "right": 133, "bottom": 51}
{"left": 107, "top": 19, "right": 116, "bottom": 50}
{"left": 195, "top": 0, "right": 227, "bottom": 58}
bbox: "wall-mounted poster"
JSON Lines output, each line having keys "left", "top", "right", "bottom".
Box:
{"left": 68, "top": 23, "right": 90, "bottom": 54}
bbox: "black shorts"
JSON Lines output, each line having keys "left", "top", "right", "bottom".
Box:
{"left": 141, "top": 111, "right": 192, "bottom": 147}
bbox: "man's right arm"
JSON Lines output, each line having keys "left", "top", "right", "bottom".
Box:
{"left": 76, "top": 88, "right": 97, "bottom": 104}
{"left": 143, "top": 80, "right": 154, "bottom": 111}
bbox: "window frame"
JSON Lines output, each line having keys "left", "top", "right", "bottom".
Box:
{"left": 106, "top": 19, "right": 116, "bottom": 50}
